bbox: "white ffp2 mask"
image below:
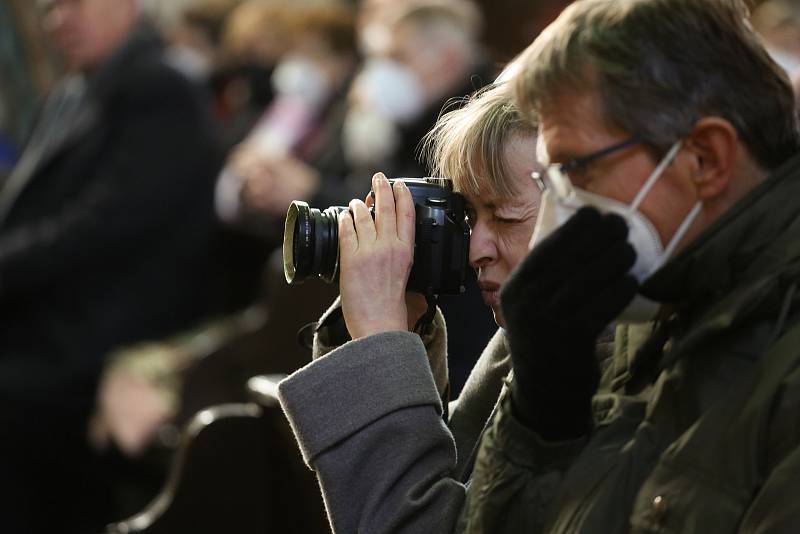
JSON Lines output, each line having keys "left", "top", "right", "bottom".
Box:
{"left": 529, "top": 141, "right": 702, "bottom": 323}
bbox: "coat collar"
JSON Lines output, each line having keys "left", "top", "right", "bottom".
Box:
{"left": 0, "top": 19, "right": 165, "bottom": 226}
{"left": 643, "top": 150, "right": 800, "bottom": 310}
{"left": 641, "top": 150, "right": 800, "bottom": 363}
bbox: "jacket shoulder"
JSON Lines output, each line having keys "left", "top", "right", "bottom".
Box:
{"left": 109, "top": 51, "right": 206, "bottom": 109}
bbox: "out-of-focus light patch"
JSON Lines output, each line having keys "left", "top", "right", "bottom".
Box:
{"left": 360, "top": 23, "right": 391, "bottom": 56}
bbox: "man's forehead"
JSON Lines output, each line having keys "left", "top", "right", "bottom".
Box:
{"left": 535, "top": 89, "right": 623, "bottom": 163}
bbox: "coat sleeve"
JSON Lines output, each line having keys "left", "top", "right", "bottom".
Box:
{"left": 312, "top": 297, "right": 450, "bottom": 397}
{"left": 0, "top": 66, "right": 219, "bottom": 299}
{"left": 279, "top": 331, "right": 467, "bottom": 534}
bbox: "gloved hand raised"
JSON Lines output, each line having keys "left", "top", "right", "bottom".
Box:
{"left": 500, "top": 207, "right": 638, "bottom": 440}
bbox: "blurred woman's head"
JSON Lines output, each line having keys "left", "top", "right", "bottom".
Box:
{"left": 272, "top": 4, "right": 358, "bottom": 102}
{"left": 424, "top": 83, "right": 540, "bottom": 326}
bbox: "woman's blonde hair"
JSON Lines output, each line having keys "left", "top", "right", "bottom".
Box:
{"left": 422, "top": 83, "right": 536, "bottom": 198}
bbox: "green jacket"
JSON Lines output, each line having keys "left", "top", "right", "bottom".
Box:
{"left": 460, "top": 152, "right": 800, "bottom": 533}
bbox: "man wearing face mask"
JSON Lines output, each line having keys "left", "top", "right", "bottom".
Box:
{"left": 342, "top": 0, "right": 492, "bottom": 178}
{"left": 459, "top": 1, "right": 800, "bottom": 532}
{"left": 343, "top": 0, "right": 499, "bottom": 387}
{"left": 216, "top": 4, "right": 359, "bottom": 230}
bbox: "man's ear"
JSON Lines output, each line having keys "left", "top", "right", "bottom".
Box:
{"left": 683, "top": 117, "right": 739, "bottom": 201}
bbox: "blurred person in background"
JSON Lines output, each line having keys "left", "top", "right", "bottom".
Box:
{"left": 234, "top": 0, "right": 499, "bottom": 391}
{"left": 88, "top": 0, "right": 358, "bottom": 471}
{"left": 351, "top": 0, "right": 499, "bottom": 389}
{"left": 225, "top": 0, "right": 495, "bottom": 228}
{"left": 217, "top": 2, "right": 358, "bottom": 232}
{"left": 0, "top": 0, "right": 223, "bottom": 531}
{"left": 154, "top": 0, "right": 274, "bottom": 150}
{"left": 162, "top": 0, "right": 241, "bottom": 83}
{"left": 342, "top": 0, "right": 489, "bottom": 178}
{"left": 753, "top": 0, "right": 800, "bottom": 94}
{"left": 0, "top": 0, "right": 58, "bottom": 182}
{"left": 214, "top": 2, "right": 358, "bottom": 309}
{"left": 213, "top": 0, "right": 293, "bottom": 148}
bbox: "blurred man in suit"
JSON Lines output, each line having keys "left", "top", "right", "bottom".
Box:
{"left": 0, "top": 0, "right": 223, "bottom": 531}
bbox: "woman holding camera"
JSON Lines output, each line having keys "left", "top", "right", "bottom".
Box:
{"left": 278, "top": 83, "right": 541, "bottom": 532}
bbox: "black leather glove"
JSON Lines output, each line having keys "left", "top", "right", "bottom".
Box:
{"left": 500, "top": 207, "right": 638, "bottom": 441}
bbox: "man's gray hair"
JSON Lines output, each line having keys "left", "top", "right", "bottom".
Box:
{"left": 515, "top": 0, "right": 800, "bottom": 170}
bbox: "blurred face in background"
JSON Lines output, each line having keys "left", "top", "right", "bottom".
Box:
{"left": 386, "top": 20, "right": 453, "bottom": 101}
{"left": 272, "top": 31, "right": 355, "bottom": 105}
{"left": 41, "top": 0, "right": 139, "bottom": 72}
{"left": 344, "top": 13, "right": 471, "bottom": 167}
{"left": 753, "top": 1, "right": 800, "bottom": 94}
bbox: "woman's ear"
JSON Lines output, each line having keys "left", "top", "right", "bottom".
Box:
{"left": 683, "top": 117, "right": 739, "bottom": 201}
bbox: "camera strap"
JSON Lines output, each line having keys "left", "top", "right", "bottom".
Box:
{"left": 298, "top": 292, "right": 438, "bottom": 349}
{"left": 412, "top": 292, "right": 438, "bottom": 337}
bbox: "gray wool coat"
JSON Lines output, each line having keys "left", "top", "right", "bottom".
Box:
{"left": 278, "top": 298, "right": 510, "bottom": 533}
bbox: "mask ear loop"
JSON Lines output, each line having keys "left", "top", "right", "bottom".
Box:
{"left": 625, "top": 140, "right": 702, "bottom": 266}
{"left": 624, "top": 140, "right": 692, "bottom": 273}
{"left": 628, "top": 140, "right": 684, "bottom": 214}
{"left": 662, "top": 202, "right": 702, "bottom": 259}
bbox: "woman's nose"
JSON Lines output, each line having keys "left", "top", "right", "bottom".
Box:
{"left": 469, "top": 223, "right": 497, "bottom": 269}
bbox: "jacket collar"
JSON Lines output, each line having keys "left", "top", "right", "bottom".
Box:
{"left": 643, "top": 150, "right": 800, "bottom": 309}
{"left": 641, "top": 150, "right": 800, "bottom": 362}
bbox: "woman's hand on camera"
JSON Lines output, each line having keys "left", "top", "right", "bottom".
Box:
{"left": 339, "top": 173, "right": 416, "bottom": 339}
{"left": 364, "top": 187, "right": 427, "bottom": 331}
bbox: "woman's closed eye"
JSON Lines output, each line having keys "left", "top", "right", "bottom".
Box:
{"left": 494, "top": 215, "right": 521, "bottom": 225}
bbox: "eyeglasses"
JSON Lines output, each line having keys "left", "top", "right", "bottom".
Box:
{"left": 532, "top": 137, "right": 641, "bottom": 193}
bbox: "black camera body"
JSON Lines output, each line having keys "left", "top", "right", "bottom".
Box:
{"left": 283, "top": 177, "right": 470, "bottom": 296}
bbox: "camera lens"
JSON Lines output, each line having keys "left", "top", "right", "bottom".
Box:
{"left": 283, "top": 201, "right": 346, "bottom": 284}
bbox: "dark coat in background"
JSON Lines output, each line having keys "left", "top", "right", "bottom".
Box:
{"left": 0, "top": 21, "right": 223, "bottom": 533}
